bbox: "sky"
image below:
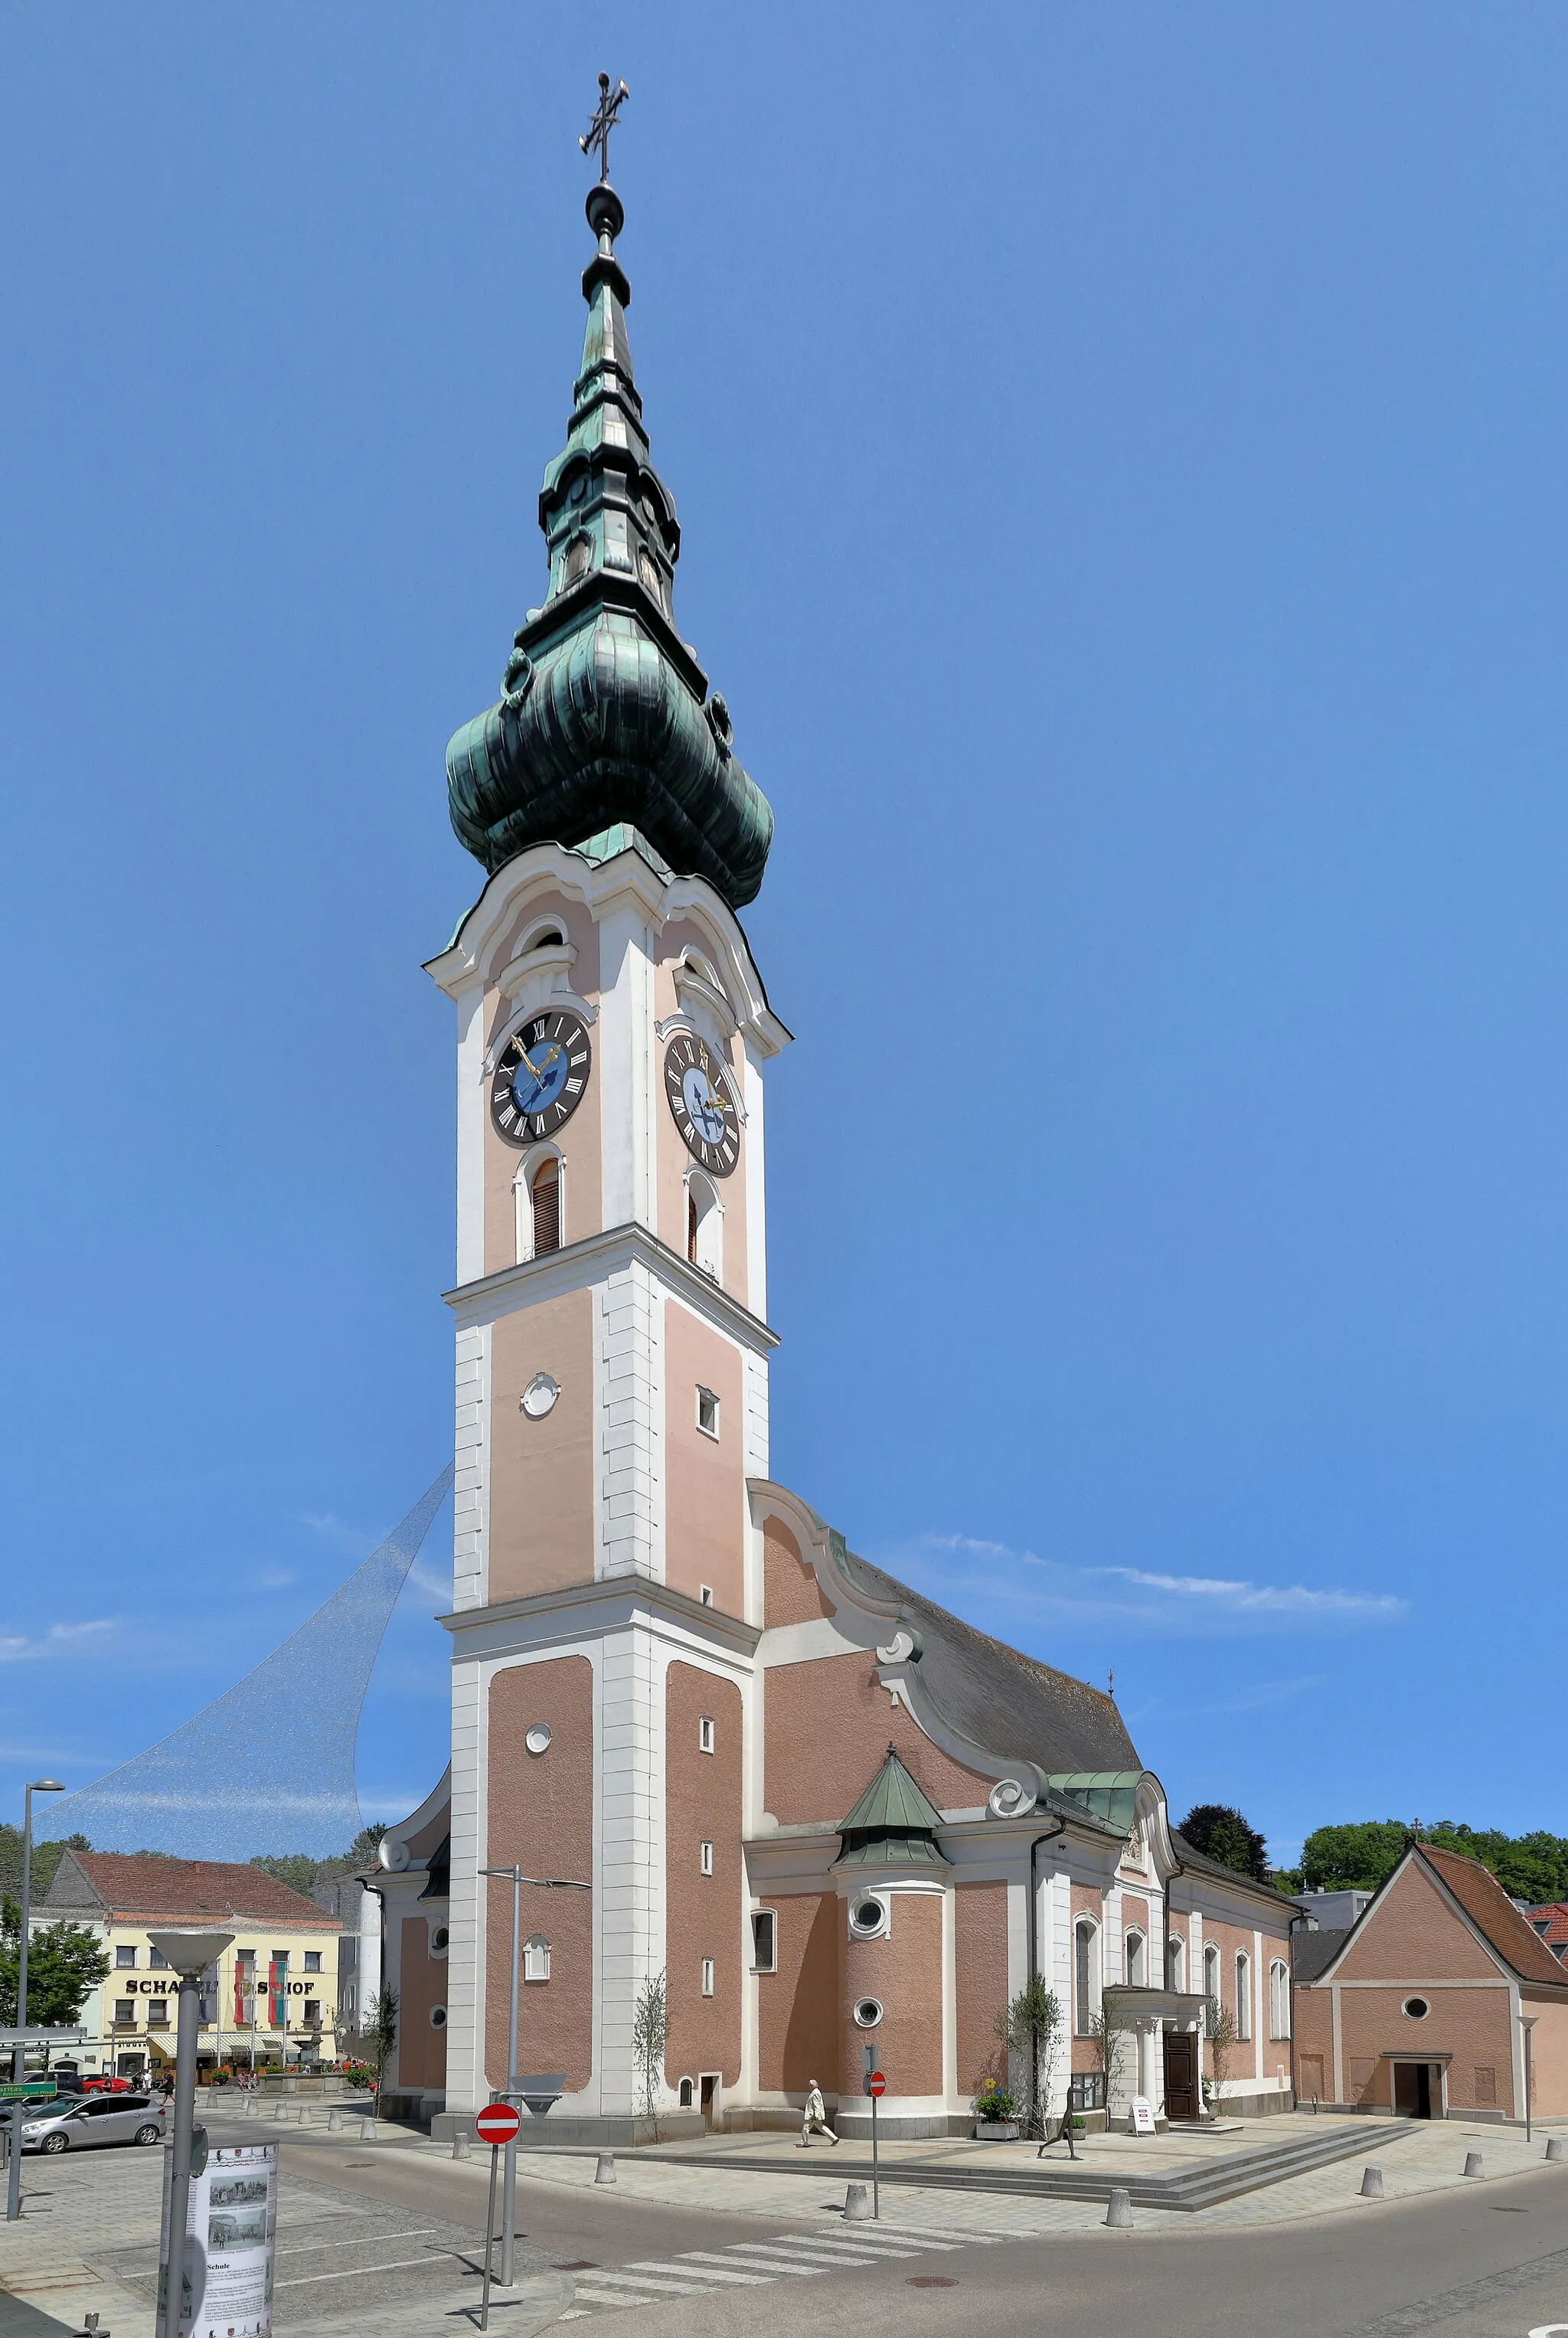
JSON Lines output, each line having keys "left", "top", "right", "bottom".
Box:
{"left": 3, "top": 5, "right": 1567, "bottom": 1872}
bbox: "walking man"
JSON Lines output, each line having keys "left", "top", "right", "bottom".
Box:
{"left": 798, "top": 2080, "right": 838, "bottom": 2148}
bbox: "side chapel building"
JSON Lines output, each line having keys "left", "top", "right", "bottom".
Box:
{"left": 377, "top": 153, "right": 1294, "bottom": 2140}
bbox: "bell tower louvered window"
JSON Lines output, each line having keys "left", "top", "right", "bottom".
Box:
{"left": 531, "top": 1156, "right": 560, "bottom": 1256}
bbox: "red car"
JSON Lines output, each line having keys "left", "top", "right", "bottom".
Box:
{"left": 80, "top": 2075, "right": 134, "bottom": 2094}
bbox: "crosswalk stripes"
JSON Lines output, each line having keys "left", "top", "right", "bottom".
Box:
{"left": 557, "top": 2218, "right": 1019, "bottom": 2320}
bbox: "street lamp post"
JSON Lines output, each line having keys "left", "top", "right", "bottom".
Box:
{"left": 7, "top": 1779, "right": 63, "bottom": 2223}
{"left": 1521, "top": 2015, "right": 1537, "bottom": 2143}
{"left": 150, "top": 1929, "right": 234, "bottom": 2338}
{"left": 479, "top": 1867, "right": 591, "bottom": 2287}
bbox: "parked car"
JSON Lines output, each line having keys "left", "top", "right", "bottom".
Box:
{"left": 80, "top": 2074, "right": 134, "bottom": 2094}
{"left": 21, "top": 2094, "right": 164, "bottom": 2153}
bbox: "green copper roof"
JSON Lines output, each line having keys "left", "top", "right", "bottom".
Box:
{"left": 836, "top": 1747, "right": 949, "bottom": 1869}
{"left": 446, "top": 180, "right": 774, "bottom": 910}
{"left": 1047, "top": 1773, "right": 1146, "bottom": 1832}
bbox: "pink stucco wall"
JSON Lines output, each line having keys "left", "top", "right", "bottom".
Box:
{"left": 759, "top": 1893, "right": 839, "bottom": 2095}
{"left": 955, "top": 1880, "right": 1008, "bottom": 2099}
{"left": 486, "top": 1656, "right": 594, "bottom": 2092}
{"left": 489, "top": 1288, "right": 595, "bottom": 1601}
{"left": 663, "top": 1304, "right": 745, "bottom": 1614}
{"left": 839, "top": 1890, "right": 944, "bottom": 2099}
{"left": 763, "top": 1650, "right": 992, "bottom": 1828}
{"left": 665, "top": 1662, "right": 743, "bottom": 2091}
{"left": 763, "top": 1516, "right": 832, "bottom": 1627}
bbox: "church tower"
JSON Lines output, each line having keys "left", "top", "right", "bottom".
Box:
{"left": 424, "top": 140, "right": 790, "bottom": 2128}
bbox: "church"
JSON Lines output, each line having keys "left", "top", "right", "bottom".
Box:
{"left": 374, "top": 127, "right": 1294, "bottom": 2143}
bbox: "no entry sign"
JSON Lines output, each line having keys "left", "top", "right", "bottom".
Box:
{"left": 867, "top": 2071, "right": 886, "bottom": 2098}
{"left": 475, "top": 2101, "right": 521, "bottom": 2147}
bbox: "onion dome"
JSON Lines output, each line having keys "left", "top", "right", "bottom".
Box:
{"left": 446, "top": 180, "right": 773, "bottom": 909}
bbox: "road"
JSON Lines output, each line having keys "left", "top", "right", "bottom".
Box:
{"left": 21, "top": 2114, "right": 1568, "bottom": 2336}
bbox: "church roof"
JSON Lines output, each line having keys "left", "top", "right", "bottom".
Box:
{"left": 445, "top": 172, "right": 773, "bottom": 909}
{"left": 838, "top": 1548, "right": 1141, "bottom": 1782}
{"left": 1420, "top": 1846, "right": 1568, "bottom": 1987}
{"left": 44, "top": 1849, "right": 339, "bottom": 1928}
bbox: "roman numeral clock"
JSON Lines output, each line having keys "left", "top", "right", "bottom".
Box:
{"left": 663, "top": 1032, "right": 740, "bottom": 1176}
{"left": 489, "top": 1011, "right": 593, "bottom": 1144}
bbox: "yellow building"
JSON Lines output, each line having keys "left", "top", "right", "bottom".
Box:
{"left": 40, "top": 1849, "right": 341, "bottom": 2081}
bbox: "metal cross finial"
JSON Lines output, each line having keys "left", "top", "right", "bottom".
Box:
{"left": 580, "top": 73, "right": 629, "bottom": 185}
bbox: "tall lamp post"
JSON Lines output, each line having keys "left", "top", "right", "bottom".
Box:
{"left": 150, "top": 1928, "right": 234, "bottom": 2338}
{"left": 479, "top": 1866, "right": 590, "bottom": 2287}
{"left": 1521, "top": 2014, "right": 1537, "bottom": 2144}
{"left": 7, "top": 1778, "right": 63, "bottom": 2222}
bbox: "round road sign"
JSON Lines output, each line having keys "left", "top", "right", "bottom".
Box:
{"left": 868, "top": 2071, "right": 886, "bottom": 2098}
{"left": 475, "top": 2101, "right": 521, "bottom": 2147}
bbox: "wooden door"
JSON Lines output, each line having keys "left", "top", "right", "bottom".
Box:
{"left": 1298, "top": 2052, "right": 1325, "bottom": 2104}
{"left": 1164, "top": 2032, "right": 1197, "bottom": 2122}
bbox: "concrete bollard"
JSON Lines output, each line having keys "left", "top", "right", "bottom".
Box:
{"left": 1103, "top": 2187, "right": 1133, "bottom": 2229}
{"left": 1360, "top": 2166, "right": 1384, "bottom": 2199}
{"left": 297, "top": 2105, "right": 309, "bottom": 2125}
{"left": 274, "top": 2102, "right": 288, "bottom": 2123}
{"left": 1462, "top": 2151, "right": 1484, "bottom": 2178}
{"left": 453, "top": 2132, "right": 472, "bottom": 2161}
{"left": 242, "top": 2095, "right": 256, "bottom": 2117}
{"left": 844, "top": 2182, "right": 871, "bottom": 2221}
{"left": 1547, "top": 2137, "right": 1566, "bottom": 2163}
{"left": 360, "top": 2116, "right": 377, "bottom": 2142}
{"left": 328, "top": 2107, "right": 342, "bottom": 2132}
{"left": 594, "top": 2152, "right": 615, "bottom": 2186}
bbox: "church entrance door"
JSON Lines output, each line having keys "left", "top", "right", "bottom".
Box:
{"left": 700, "top": 2074, "right": 720, "bottom": 2130}
{"left": 1164, "top": 2032, "right": 1197, "bottom": 2122}
{"left": 1393, "top": 2062, "right": 1433, "bottom": 2118}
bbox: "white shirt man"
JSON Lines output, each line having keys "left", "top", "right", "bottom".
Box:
{"left": 799, "top": 2080, "right": 838, "bottom": 2147}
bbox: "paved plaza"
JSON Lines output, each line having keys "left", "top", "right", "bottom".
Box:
{"left": 2, "top": 2104, "right": 1566, "bottom": 2336}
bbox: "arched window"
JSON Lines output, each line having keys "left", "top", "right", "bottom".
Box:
{"left": 1124, "top": 1929, "right": 1146, "bottom": 1986}
{"left": 1269, "top": 1960, "right": 1290, "bottom": 2039}
{"left": 531, "top": 1156, "right": 560, "bottom": 1256}
{"left": 1203, "top": 1942, "right": 1220, "bottom": 2006}
{"left": 678, "top": 2076, "right": 694, "bottom": 2108}
{"left": 686, "top": 1172, "right": 722, "bottom": 1280}
{"left": 522, "top": 1934, "right": 550, "bottom": 1984}
{"left": 1235, "top": 1951, "right": 1252, "bottom": 2040}
{"left": 1168, "top": 1932, "right": 1186, "bottom": 1993}
{"left": 1074, "top": 1918, "right": 1102, "bottom": 2035}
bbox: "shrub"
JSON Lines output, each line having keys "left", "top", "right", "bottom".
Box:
{"left": 341, "top": 2061, "right": 374, "bottom": 2091}
{"left": 974, "top": 2087, "right": 1018, "bottom": 2124}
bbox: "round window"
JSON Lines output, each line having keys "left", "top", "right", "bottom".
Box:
{"left": 853, "top": 1998, "right": 884, "bottom": 2029}
{"left": 525, "top": 1725, "right": 552, "bottom": 1756}
{"left": 850, "top": 1898, "right": 884, "bottom": 1935}
{"left": 432, "top": 1926, "right": 449, "bottom": 1955}
{"left": 430, "top": 2006, "right": 447, "bottom": 2030}
{"left": 1403, "top": 1996, "right": 1430, "bottom": 2020}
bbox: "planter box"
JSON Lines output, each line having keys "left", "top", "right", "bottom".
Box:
{"left": 975, "top": 2120, "right": 1021, "bottom": 2140}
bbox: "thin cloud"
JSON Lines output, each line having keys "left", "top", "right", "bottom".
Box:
{"left": 878, "top": 1535, "right": 1408, "bottom": 1639}
{"left": 0, "top": 1619, "right": 119, "bottom": 1663}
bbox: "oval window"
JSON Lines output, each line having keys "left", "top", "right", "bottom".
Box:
{"left": 430, "top": 2006, "right": 448, "bottom": 2030}
{"left": 850, "top": 1899, "right": 883, "bottom": 1936}
{"left": 853, "top": 1998, "right": 883, "bottom": 2029}
{"left": 1403, "top": 1996, "right": 1430, "bottom": 2020}
{"left": 432, "top": 1926, "right": 449, "bottom": 1955}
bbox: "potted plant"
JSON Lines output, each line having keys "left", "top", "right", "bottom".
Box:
{"left": 974, "top": 2087, "right": 1021, "bottom": 2141}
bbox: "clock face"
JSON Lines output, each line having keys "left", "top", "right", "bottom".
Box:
{"left": 490, "top": 1011, "right": 593, "bottom": 1146}
{"left": 663, "top": 1033, "right": 740, "bottom": 1177}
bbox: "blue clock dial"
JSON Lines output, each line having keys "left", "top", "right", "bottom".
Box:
{"left": 490, "top": 1012, "right": 592, "bottom": 1147}
{"left": 663, "top": 1033, "right": 740, "bottom": 1178}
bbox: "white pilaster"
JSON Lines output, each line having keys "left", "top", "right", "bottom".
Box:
{"left": 596, "top": 1625, "right": 665, "bottom": 2115}
{"left": 452, "top": 1323, "right": 488, "bottom": 1610}
{"left": 596, "top": 898, "right": 657, "bottom": 1234}
{"left": 445, "top": 1658, "right": 486, "bottom": 2114}
{"left": 741, "top": 1038, "right": 768, "bottom": 1319}
{"left": 598, "top": 1258, "right": 665, "bottom": 1581}
{"left": 455, "top": 983, "right": 487, "bottom": 1286}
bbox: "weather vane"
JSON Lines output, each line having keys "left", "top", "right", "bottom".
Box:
{"left": 580, "top": 73, "right": 629, "bottom": 185}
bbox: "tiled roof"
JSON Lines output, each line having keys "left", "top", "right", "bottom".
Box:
{"left": 1527, "top": 1901, "right": 1568, "bottom": 1960}
{"left": 1422, "top": 1848, "right": 1568, "bottom": 1987}
{"left": 1289, "top": 1927, "right": 1351, "bottom": 1985}
{"left": 1169, "top": 1830, "right": 1300, "bottom": 1912}
{"left": 44, "top": 1851, "right": 340, "bottom": 1928}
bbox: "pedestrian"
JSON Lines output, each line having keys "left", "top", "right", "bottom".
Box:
{"left": 798, "top": 2079, "right": 838, "bottom": 2148}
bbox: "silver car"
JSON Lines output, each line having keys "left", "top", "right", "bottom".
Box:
{"left": 21, "top": 2091, "right": 164, "bottom": 2153}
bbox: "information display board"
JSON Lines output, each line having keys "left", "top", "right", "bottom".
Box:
{"left": 160, "top": 2139, "right": 277, "bottom": 2337}
{"left": 1129, "top": 2096, "right": 1157, "bottom": 2136}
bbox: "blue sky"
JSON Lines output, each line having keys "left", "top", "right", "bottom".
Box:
{"left": 4, "top": 6, "right": 1566, "bottom": 1870}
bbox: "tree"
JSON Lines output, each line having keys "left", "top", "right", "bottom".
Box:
{"left": 1204, "top": 1992, "right": 1236, "bottom": 2113}
{"left": 366, "top": 1986, "right": 398, "bottom": 2115}
{"left": 1086, "top": 1997, "right": 1132, "bottom": 2115}
{"left": 0, "top": 1830, "right": 90, "bottom": 1901}
{"left": 630, "top": 1970, "right": 668, "bottom": 2140}
{"left": 994, "top": 1979, "right": 1062, "bottom": 2142}
{"left": 0, "top": 1897, "right": 110, "bottom": 2026}
{"left": 1302, "top": 1818, "right": 1568, "bottom": 1902}
{"left": 250, "top": 1828, "right": 387, "bottom": 1901}
{"left": 1301, "top": 1820, "right": 1413, "bottom": 1893}
{"left": 1178, "top": 1804, "right": 1269, "bottom": 1883}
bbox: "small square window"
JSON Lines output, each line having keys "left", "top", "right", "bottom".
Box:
{"left": 701, "top": 1841, "right": 714, "bottom": 1875}
{"left": 752, "top": 1911, "right": 777, "bottom": 1973}
{"left": 147, "top": 2000, "right": 170, "bottom": 2026}
{"left": 696, "top": 1386, "right": 720, "bottom": 1439}
{"left": 116, "top": 1945, "right": 137, "bottom": 1969}
{"left": 304, "top": 1951, "right": 322, "bottom": 1973}
{"left": 149, "top": 1946, "right": 169, "bottom": 1970}
{"left": 699, "top": 1716, "right": 715, "bottom": 1754}
{"left": 701, "top": 1957, "right": 715, "bottom": 1997}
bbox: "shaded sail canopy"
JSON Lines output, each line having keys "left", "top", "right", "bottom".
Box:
{"left": 45, "top": 1469, "right": 452, "bottom": 1859}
